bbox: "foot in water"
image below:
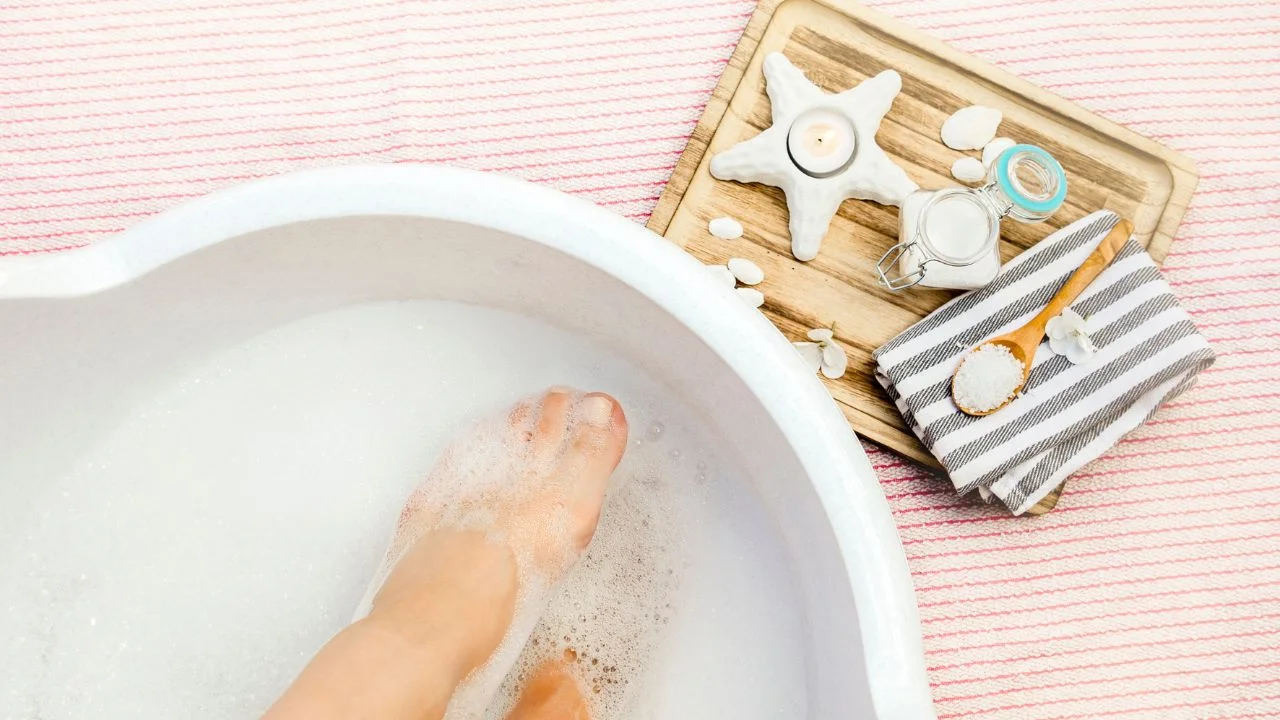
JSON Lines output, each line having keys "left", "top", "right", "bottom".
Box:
{"left": 505, "top": 654, "right": 592, "bottom": 720}
{"left": 263, "top": 388, "right": 626, "bottom": 720}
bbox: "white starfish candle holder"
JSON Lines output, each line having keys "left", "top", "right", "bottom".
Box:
{"left": 710, "top": 52, "right": 918, "bottom": 261}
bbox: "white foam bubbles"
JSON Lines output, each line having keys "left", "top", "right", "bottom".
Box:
{"left": 490, "top": 456, "right": 695, "bottom": 718}
{"left": 0, "top": 300, "right": 807, "bottom": 719}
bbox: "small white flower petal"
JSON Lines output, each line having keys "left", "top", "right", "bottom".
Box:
{"left": 1060, "top": 307, "right": 1086, "bottom": 330}
{"left": 820, "top": 342, "right": 848, "bottom": 379}
{"left": 1047, "top": 334, "right": 1068, "bottom": 357}
{"left": 705, "top": 264, "right": 735, "bottom": 288}
{"left": 1064, "top": 342, "right": 1095, "bottom": 365}
{"left": 821, "top": 341, "right": 842, "bottom": 368}
{"left": 793, "top": 342, "right": 823, "bottom": 371}
{"left": 793, "top": 338, "right": 824, "bottom": 366}
{"left": 808, "top": 327, "right": 834, "bottom": 342}
{"left": 1045, "top": 316, "right": 1067, "bottom": 341}
{"left": 735, "top": 287, "right": 765, "bottom": 308}
{"left": 1047, "top": 308, "right": 1095, "bottom": 363}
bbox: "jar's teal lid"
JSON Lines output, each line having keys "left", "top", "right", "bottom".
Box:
{"left": 995, "top": 144, "right": 1067, "bottom": 216}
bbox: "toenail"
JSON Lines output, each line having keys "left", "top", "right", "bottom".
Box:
{"left": 581, "top": 396, "right": 614, "bottom": 427}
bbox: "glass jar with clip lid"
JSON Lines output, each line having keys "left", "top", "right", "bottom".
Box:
{"left": 876, "top": 143, "right": 1067, "bottom": 291}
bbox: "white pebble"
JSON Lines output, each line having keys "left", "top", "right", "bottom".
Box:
{"left": 727, "top": 257, "right": 764, "bottom": 285}
{"left": 950, "top": 157, "right": 986, "bottom": 183}
{"left": 735, "top": 287, "right": 765, "bottom": 308}
{"left": 953, "top": 342, "right": 1025, "bottom": 413}
{"left": 982, "top": 137, "right": 1015, "bottom": 168}
{"left": 941, "top": 105, "right": 1003, "bottom": 150}
{"left": 708, "top": 216, "right": 744, "bottom": 240}
{"left": 705, "top": 264, "right": 735, "bottom": 288}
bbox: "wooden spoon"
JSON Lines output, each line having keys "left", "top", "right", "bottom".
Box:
{"left": 953, "top": 219, "right": 1134, "bottom": 416}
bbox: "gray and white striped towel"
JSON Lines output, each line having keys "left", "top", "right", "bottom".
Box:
{"left": 873, "top": 210, "right": 1216, "bottom": 515}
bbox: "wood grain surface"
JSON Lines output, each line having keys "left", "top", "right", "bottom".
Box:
{"left": 646, "top": 0, "right": 1198, "bottom": 513}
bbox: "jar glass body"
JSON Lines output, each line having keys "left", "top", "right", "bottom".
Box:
{"left": 895, "top": 188, "right": 1000, "bottom": 290}
{"left": 877, "top": 143, "right": 1067, "bottom": 291}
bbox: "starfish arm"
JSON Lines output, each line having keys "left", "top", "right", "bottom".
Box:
{"left": 840, "top": 143, "right": 919, "bottom": 206}
{"left": 835, "top": 69, "right": 903, "bottom": 127}
{"left": 708, "top": 126, "right": 794, "bottom": 187}
{"left": 787, "top": 184, "right": 845, "bottom": 261}
{"left": 761, "top": 52, "right": 824, "bottom": 121}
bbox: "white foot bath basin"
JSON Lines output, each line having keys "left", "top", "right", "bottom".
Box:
{"left": 0, "top": 166, "right": 935, "bottom": 719}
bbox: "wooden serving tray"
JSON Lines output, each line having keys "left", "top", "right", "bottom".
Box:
{"left": 647, "top": 0, "right": 1197, "bottom": 512}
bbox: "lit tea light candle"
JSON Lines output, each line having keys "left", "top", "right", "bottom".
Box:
{"left": 786, "top": 108, "right": 856, "bottom": 177}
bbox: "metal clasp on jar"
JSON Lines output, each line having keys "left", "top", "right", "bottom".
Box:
{"left": 876, "top": 239, "right": 929, "bottom": 290}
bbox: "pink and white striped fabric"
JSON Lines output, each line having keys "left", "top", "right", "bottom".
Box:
{"left": 2, "top": 0, "right": 1277, "bottom": 717}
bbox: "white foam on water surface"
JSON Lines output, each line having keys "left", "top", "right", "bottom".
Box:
{"left": 0, "top": 300, "right": 808, "bottom": 719}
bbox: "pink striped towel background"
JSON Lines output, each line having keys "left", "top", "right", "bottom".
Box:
{"left": 2, "top": 0, "right": 1277, "bottom": 717}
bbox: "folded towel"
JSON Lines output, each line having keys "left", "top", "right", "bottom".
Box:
{"left": 873, "top": 210, "right": 1216, "bottom": 515}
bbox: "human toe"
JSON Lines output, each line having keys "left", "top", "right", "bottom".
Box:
{"left": 529, "top": 388, "right": 578, "bottom": 463}
{"left": 561, "top": 392, "right": 627, "bottom": 548}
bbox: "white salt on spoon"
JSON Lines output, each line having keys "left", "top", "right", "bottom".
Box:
{"left": 952, "top": 342, "right": 1025, "bottom": 414}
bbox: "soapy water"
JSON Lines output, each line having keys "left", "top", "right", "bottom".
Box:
{"left": 350, "top": 388, "right": 688, "bottom": 720}
{"left": 0, "top": 300, "right": 807, "bottom": 718}
{"left": 493, "top": 457, "right": 688, "bottom": 719}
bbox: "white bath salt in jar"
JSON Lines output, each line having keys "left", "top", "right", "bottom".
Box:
{"left": 877, "top": 144, "right": 1067, "bottom": 291}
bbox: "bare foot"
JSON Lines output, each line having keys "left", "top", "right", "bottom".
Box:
{"left": 505, "top": 654, "right": 592, "bottom": 720}
{"left": 264, "top": 388, "right": 627, "bottom": 720}
{"left": 366, "top": 388, "right": 628, "bottom": 660}
{"left": 397, "top": 388, "right": 627, "bottom": 574}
